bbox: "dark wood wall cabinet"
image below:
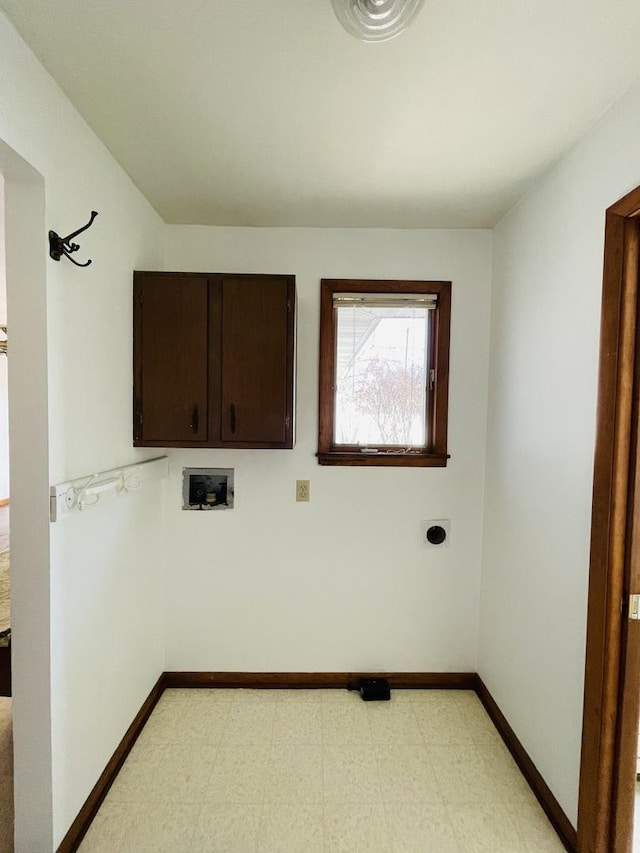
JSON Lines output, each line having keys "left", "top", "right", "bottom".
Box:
{"left": 133, "top": 272, "right": 296, "bottom": 449}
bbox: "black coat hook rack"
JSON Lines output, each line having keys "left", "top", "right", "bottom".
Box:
{"left": 49, "top": 210, "right": 98, "bottom": 267}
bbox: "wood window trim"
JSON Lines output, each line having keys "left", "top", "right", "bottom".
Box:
{"left": 317, "top": 278, "right": 451, "bottom": 467}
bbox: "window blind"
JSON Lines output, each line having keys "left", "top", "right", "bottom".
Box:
{"left": 333, "top": 293, "right": 437, "bottom": 309}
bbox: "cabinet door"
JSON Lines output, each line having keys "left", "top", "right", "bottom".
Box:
{"left": 220, "top": 275, "right": 293, "bottom": 446}
{"left": 134, "top": 274, "right": 208, "bottom": 444}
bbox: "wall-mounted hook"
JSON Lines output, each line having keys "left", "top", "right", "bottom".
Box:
{"left": 49, "top": 210, "right": 98, "bottom": 267}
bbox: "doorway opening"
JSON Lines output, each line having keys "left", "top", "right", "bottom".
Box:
{"left": 0, "top": 170, "right": 11, "bottom": 851}
{"left": 0, "top": 138, "right": 52, "bottom": 852}
{"left": 0, "top": 172, "right": 9, "bottom": 694}
{"left": 578, "top": 184, "right": 640, "bottom": 853}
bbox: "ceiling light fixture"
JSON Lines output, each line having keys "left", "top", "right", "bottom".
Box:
{"left": 331, "top": 0, "right": 425, "bottom": 42}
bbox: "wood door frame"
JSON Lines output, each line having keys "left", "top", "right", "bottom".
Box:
{"left": 578, "top": 184, "right": 640, "bottom": 852}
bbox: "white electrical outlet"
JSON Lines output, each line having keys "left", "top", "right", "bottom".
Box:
{"left": 296, "top": 480, "right": 310, "bottom": 502}
{"left": 421, "top": 519, "right": 451, "bottom": 548}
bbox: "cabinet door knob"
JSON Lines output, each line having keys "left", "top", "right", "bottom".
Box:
{"left": 230, "top": 403, "right": 236, "bottom": 434}
{"left": 190, "top": 404, "right": 199, "bottom": 434}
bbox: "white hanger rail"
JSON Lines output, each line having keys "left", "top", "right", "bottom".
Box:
{"left": 50, "top": 456, "right": 169, "bottom": 522}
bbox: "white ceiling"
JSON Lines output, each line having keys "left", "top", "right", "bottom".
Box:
{"left": 3, "top": 0, "right": 640, "bottom": 228}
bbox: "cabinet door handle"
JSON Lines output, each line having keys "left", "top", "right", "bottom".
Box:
{"left": 230, "top": 403, "right": 236, "bottom": 434}
{"left": 190, "top": 404, "right": 199, "bottom": 434}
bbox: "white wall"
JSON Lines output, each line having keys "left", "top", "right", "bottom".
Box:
{"left": 479, "top": 77, "right": 640, "bottom": 825}
{"left": 0, "top": 11, "right": 166, "bottom": 850}
{"left": 0, "top": 175, "right": 8, "bottom": 500}
{"left": 163, "top": 227, "right": 492, "bottom": 672}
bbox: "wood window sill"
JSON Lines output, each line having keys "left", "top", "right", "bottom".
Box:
{"left": 317, "top": 451, "right": 449, "bottom": 467}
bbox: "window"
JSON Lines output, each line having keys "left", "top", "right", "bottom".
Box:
{"left": 318, "top": 279, "right": 451, "bottom": 467}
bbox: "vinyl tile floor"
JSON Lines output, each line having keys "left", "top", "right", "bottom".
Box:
{"left": 78, "top": 689, "right": 566, "bottom": 853}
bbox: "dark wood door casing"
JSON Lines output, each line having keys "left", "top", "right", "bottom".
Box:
{"left": 578, "top": 188, "right": 640, "bottom": 853}
{"left": 610, "top": 218, "right": 640, "bottom": 853}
